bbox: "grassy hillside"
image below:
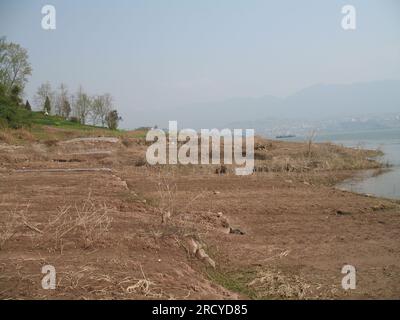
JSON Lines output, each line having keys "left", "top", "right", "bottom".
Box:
{"left": 0, "top": 111, "right": 147, "bottom": 144}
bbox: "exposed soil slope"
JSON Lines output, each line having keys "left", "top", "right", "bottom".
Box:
{"left": 0, "top": 132, "right": 399, "bottom": 299}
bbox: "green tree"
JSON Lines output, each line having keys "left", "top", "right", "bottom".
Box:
{"left": 106, "top": 110, "right": 121, "bottom": 130}
{"left": 0, "top": 37, "right": 32, "bottom": 94}
{"left": 25, "top": 100, "right": 32, "bottom": 111}
{"left": 0, "top": 83, "right": 31, "bottom": 128}
{"left": 44, "top": 96, "right": 51, "bottom": 114}
{"left": 10, "top": 85, "right": 22, "bottom": 105}
{"left": 34, "top": 82, "right": 54, "bottom": 110}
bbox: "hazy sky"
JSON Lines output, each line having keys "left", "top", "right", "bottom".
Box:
{"left": 1, "top": 0, "right": 399, "bottom": 128}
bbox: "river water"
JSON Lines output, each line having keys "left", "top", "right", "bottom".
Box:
{"left": 288, "top": 128, "right": 400, "bottom": 200}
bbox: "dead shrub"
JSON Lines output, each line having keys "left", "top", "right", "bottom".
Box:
{"left": 0, "top": 210, "right": 21, "bottom": 250}
{"left": 215, "top": 164, "right": 227, "bottom": 175}
{"left": 0, "top": 128, "right": 36, "bottom": 144}
{"left": 121, "top": 137, "right": 135, "bottom": 148}
{"left": 23, "top": 144, "right": 50, "bottom": 161}
{"left": 125, "top": 265, "right": 160, "bottom": 297}
{"left": 56, "top": 264, "right": 163, "bottom": 298}
{"left": 252, "top": 141, "right": 382, "bottom": 174}
{"left": 0, "top": 205, "right": 32, "bottom": 250}
{"left": 0, "top": 129, "right": 14, "bottom": 144}
{"left": 41, "top": 197, "right": 113, "bottom": 251}
{"left": 43, "top": 139, "right": 59, "bottom": 147}
{"left": 15, "top": 129, "right": 35, "bottom": 142}
{"left": 155, "top": 175, "right": 177, "bottom": 224}
{"left": 247, "top": 268, "right": 310, "bottom": 299}
{"left": 134, "top": 157, "right": 147, "bottom": 167}
{"left": 254, "top": 151, "right": 269, "bottom": 160}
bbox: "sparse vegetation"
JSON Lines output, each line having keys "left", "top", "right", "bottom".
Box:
{"left": 134, "top": 157, "right": 147, "bottom": 167}
{"left": 0, "top": 125, "right": 399, "bottom": 299}
{"left": 251, "top": 139, "right": 382, "bottom": 173}
{"left": 155, "top": 175, "right": 178, "bottom": 224}
{"left": 247, "top": 268, "right": 310, "bottom": 299}
{"left": 0, "top": 208, "right": 23, "bottom": 250}
{"left": 40, "top": 197, "right": 113, "bottom": 252}
{"left": 0, "top": 197, "right": 112, "bottom": 253}
{"left": 207, "top": 269, "right": 258, "bottom": 299}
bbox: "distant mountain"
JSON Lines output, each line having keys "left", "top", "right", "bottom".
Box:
{"left": 283, "top": 80, "right": 400, "bottom": 119}
{"left": 152, "top": 79, "right": 400, "bottom": 130}
{"left": 229, "top": 113, "right": 400, "bottom": 138}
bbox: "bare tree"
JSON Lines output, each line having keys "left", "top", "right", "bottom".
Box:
{"left": 90, "top": 95, "right": 102, "bottom": 125}
{"left": 55, "top": 83, "right": 71, "bottom": 117}
{"left": 35, "top": 82, "right": 55, "bottom": 111}
{"left": 90, "top": 93, "right": 113, "bottom": 126}
{"left": 73, "top": 85, "right": 92, "bottom": 124}
{"left": 0, "top": 37, "right": 32, "bottom": 94}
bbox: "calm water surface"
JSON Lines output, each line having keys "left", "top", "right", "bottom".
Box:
{"left": 287, "top": 128, "right": 400, "bottom": 200}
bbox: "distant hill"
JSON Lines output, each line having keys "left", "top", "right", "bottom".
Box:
{"left": 283, "top": 80, "right": 400, "bottom": 119}
{"left": 152, "top": 80, "right": 400, "bottom": 130}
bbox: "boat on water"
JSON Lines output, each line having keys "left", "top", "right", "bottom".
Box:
{"left": 275, "top": 134, "right": 296, "bottom": 139}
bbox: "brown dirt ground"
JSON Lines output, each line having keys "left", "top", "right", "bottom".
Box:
{"left": 0, "top": 135, "right": 399, "bottom": 299}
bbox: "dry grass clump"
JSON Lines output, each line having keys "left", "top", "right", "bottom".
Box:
{"left": 0, "top": 208, "right": 24, "bottom": 250}
{"left": 40, "top": 197, "right": 113, "bottom": 251}
{"left": 0, "top": 205, "right": 39, "bottom": 250}
{"left": 56, "top": 264, "right": 162, "bottom": 298}
{"left": 24, "top": 144, "right": 51, "bottom": 162}
{"left": 0, "top": 128, "right": 37, "bottom": 145}
{"left": 1, "top": 199, "right": 113, "bottom": 252}
{"left": 134, "top": 157, "right": 147, "bottom": 167}
{"left": 43, "top": 139, "right": 59, "bottom": 147}
{"left": 156, "top": 135, "right": 382, "bottom": 175}
{"left": 121, "top": 137, "right": 139, "bottom": 148}
{"left": 0, "top": 129, "right": 15, "bottom": 144}
{"left": 254, "top": 151, "right": 270, "bottom": 161}
{"left": 15, "top": 128, "right": 36, "bottom": 142}
{"left": 253, "top": 141, "right": 382, "bottom": 173}
{"left": 306, "top": 143, "right": 382, "bottom": 170}
{"left": 255, "top": 140, "right": 275, "bottom": 151}
{"left": 155, "top": 175, "right": 178, "bottom": 224}
{"left": 126, "top": 278, "right": 155, "bottom": 295}
{"left": 0, "top": 143, "right": 50, "bottom": 165}
{"left": 247, "top": 268, "right": 310, "bottom": 299}
{"left": 125, "top": 265, "right": 160, "bottom": 297}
